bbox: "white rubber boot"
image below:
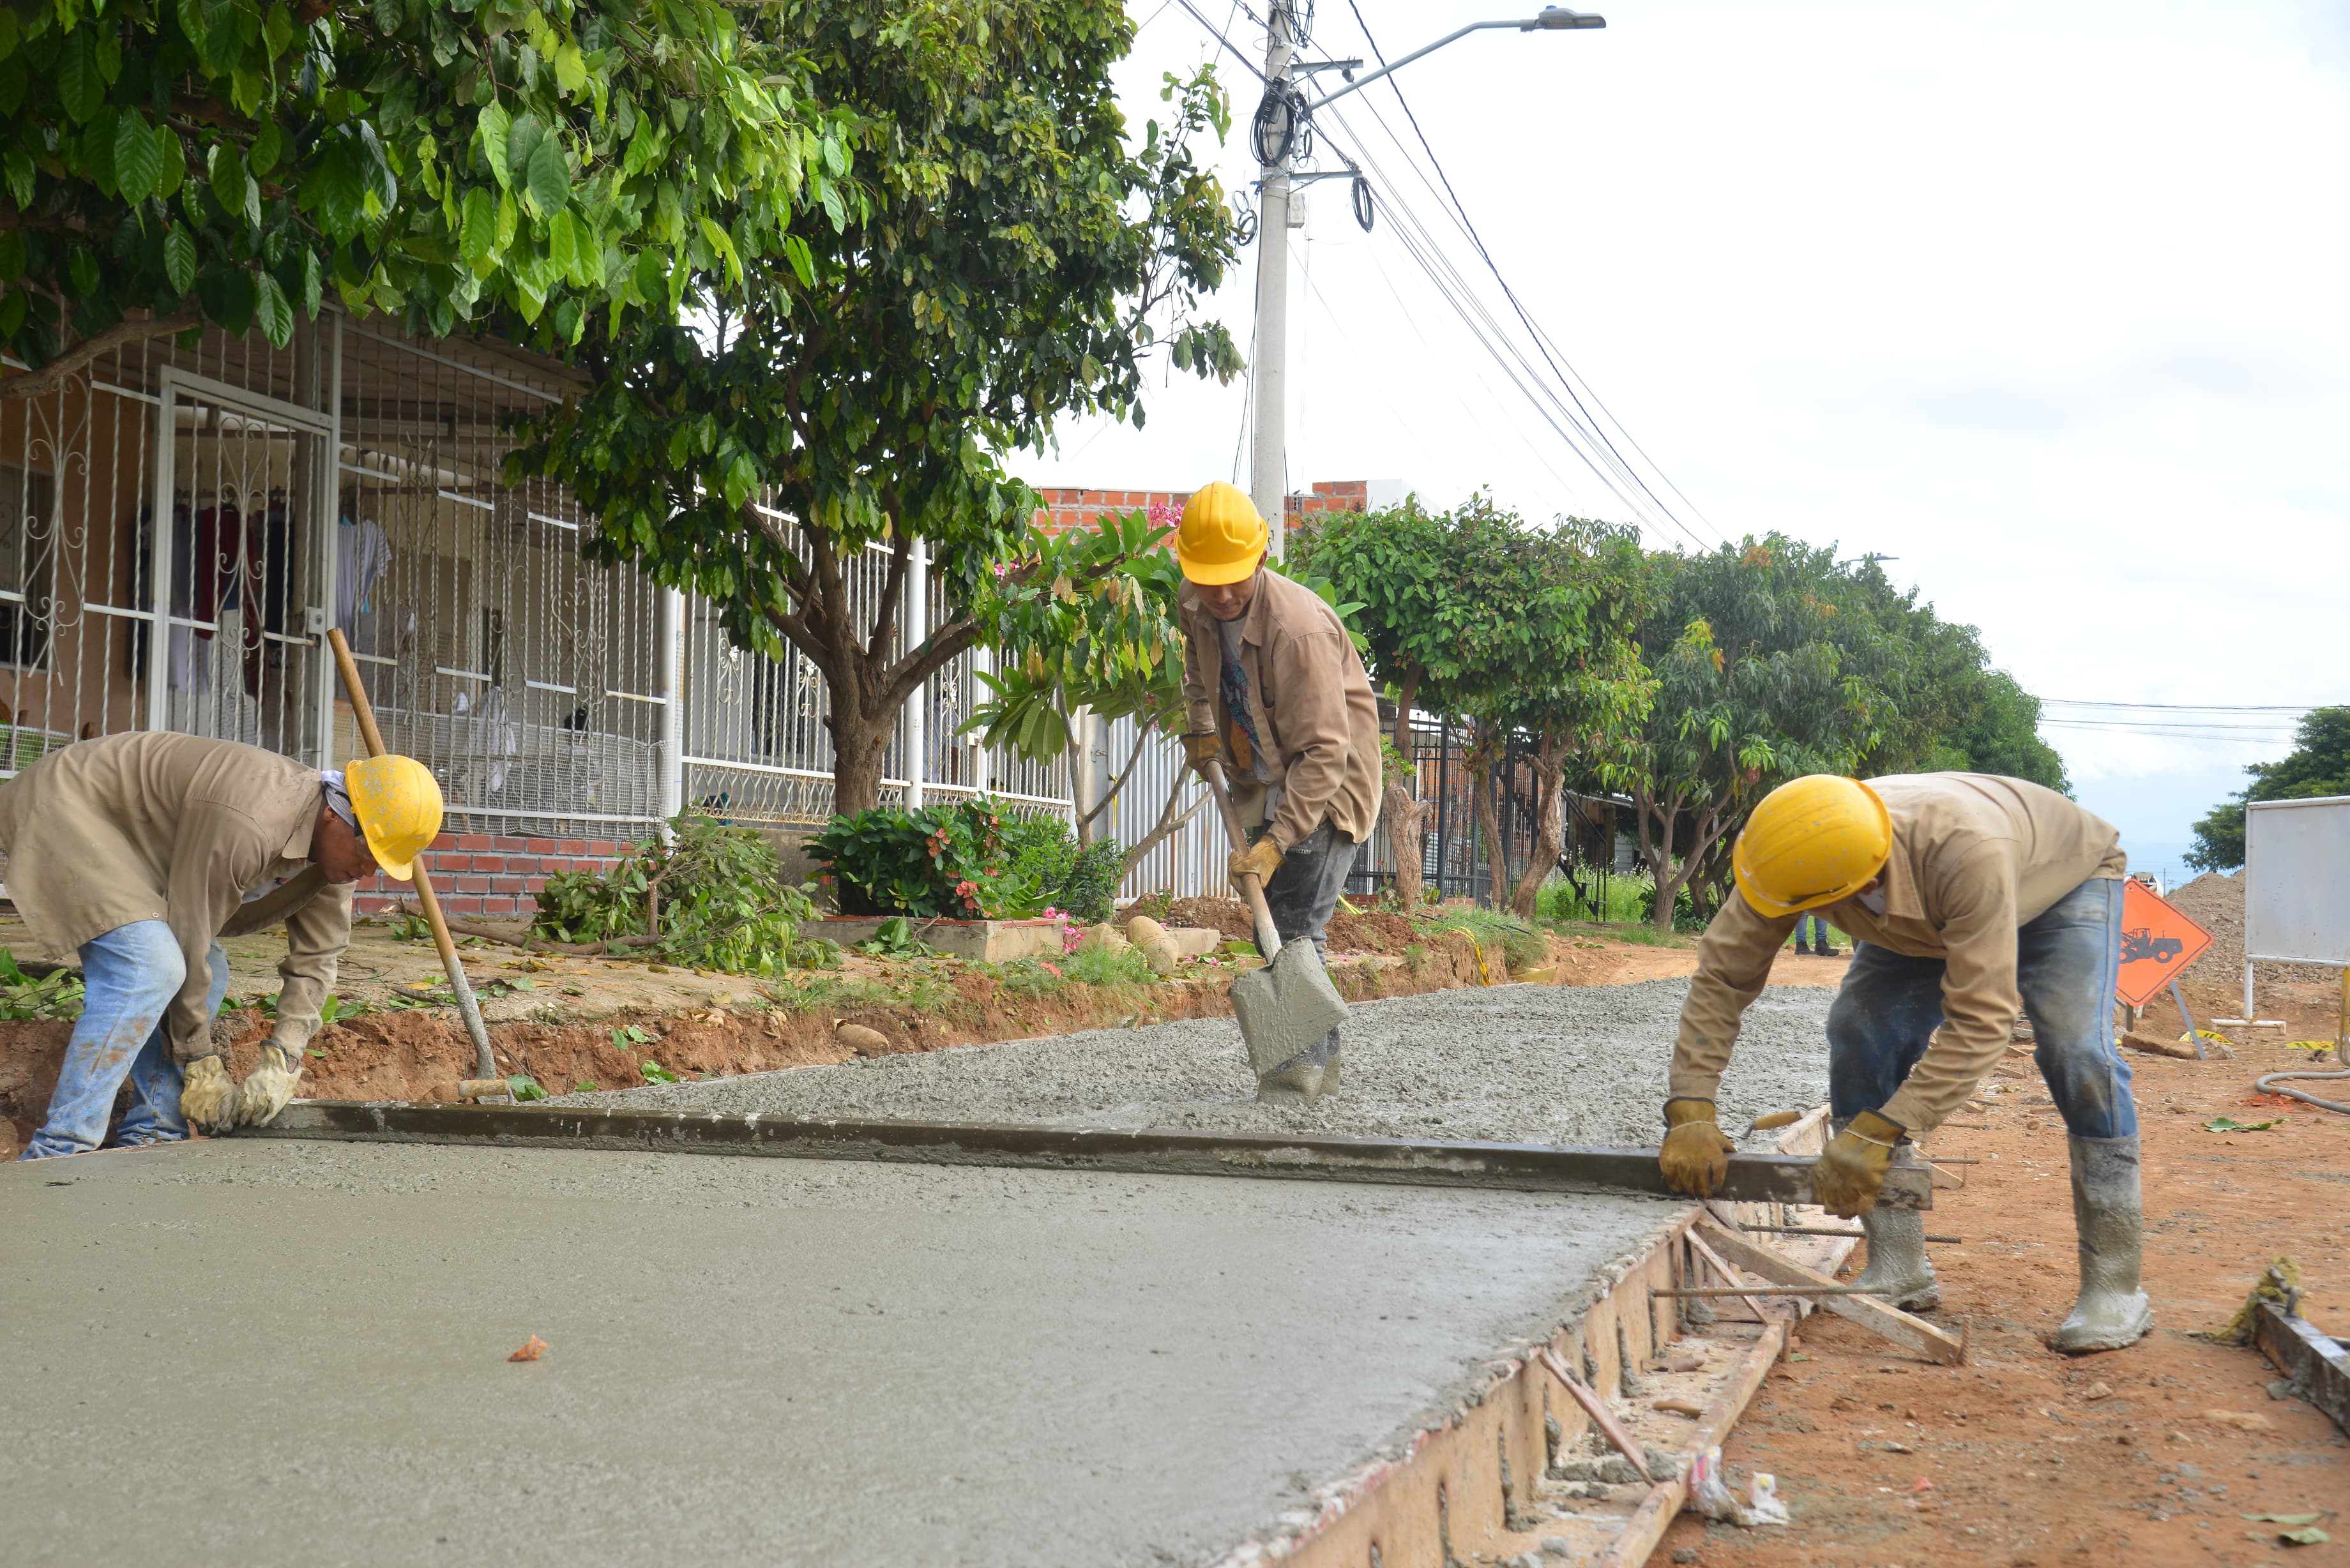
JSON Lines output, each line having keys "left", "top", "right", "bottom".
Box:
{"left": 2052, "top": 1133, "right": 2154, "bottom": 1353}
{"left": 1851, "top": 1203, "right": 1941, "bottom": 1311}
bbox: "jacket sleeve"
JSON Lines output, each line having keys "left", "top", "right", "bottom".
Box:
{"left": 1880, "top": 844, "right": 2020, "bottom": 1135}
{"left": 162, "top": 801, "right": 275, "bottom": 1062}
{"left": 1181, "top": 615, "right": 1218, "bottom": 741}
{"left": 1265, "top": 625, "right": 1356, "bottom": 852}
{"left": 1669, "top": 889, "right": 1798, "bottom": 1104}
{"left": 268, "top": 875, "right": 352, "bottom": 1052}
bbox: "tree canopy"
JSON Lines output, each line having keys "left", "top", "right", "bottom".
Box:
{"left": 514, "top": 3, "right": 1242, "bottom": 810}
{"left": 0, "top": 0, "right": 848, "bottom": 396}
{"left": 2187, "top": 706, "right": 2350, "bottom": 871}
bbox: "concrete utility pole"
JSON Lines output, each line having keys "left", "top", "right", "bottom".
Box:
{"left": 1243, "top": 6, "right": 1604, "bottom": 560}
{"left": 1248, "top": 2, "right": 1299, "bottom": 559}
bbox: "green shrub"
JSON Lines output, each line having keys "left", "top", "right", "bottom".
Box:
{"left": 807, "top": 801, "right": 1043, "bottom": 919}
{"left": 532, "top": 815, "right": 822, "bottom": 975}
{"left": 997, "top": 813, "right": 1124, "bottom": 923}
{"left": 0, "top": 949, "right": 82, "bottom": 1021}
{"left": 1535, "top": 872, "right": 1651, "bottom": 925}
{"left": 1416, "top": 905, "right": 1547, "bottom": 972}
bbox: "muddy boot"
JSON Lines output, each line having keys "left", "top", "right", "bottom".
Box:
{"left": 1851, "top": 1204, "right": 1940, "bottom": 1311}
{"left": 2054, "top": 1134, "right": 2153, "bottom": 1352}
{"left": 1255, "top": 1059, "right": 1326, "bottom": 1104}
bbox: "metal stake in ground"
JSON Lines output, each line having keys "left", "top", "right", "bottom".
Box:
{"left": 1197, "top": 758, "right": 1347, "bottom": 1078}
{"left": 326, "top": 628, "right": 501, "bottom": 1096}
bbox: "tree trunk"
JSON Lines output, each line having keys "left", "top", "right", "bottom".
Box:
{"left": 827, "top": 691, "right": 896, "bottom": 816}
{"left": 1383, "top": 778, "right": 1430, "bottom": 911}
{"left": 1509, "top": 740, "right": 1569, "bottom": 919}
{"left": 1633, "top": 786, "right": 1683, "bottom": 931}
{"left": 1469, "top": 743, "right": 1507, "bottom": 911}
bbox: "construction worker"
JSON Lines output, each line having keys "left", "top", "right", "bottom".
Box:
{"left": 1657, "top": 773, "right": 2148, "bottom": 1353}
{"left": 3, "top": 732, "right": 443, "bottom": 1158}
{"left": 1174, "top": 481, "right": 1381, "bottom": 1103}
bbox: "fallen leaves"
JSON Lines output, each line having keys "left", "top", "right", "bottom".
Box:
{"left": 2204, "top": 1115, "right": 2283, "bottom": 1133}
{"left": 508, "top": 1335, "right": 547, "bottom": 1363}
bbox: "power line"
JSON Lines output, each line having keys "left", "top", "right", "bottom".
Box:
{"left": 1336, "top": 0, "right": 1717, "bottom": 545}
{"left": 1171, "top": 0, "right": 1267, "bottom": 80}
{"left": 2043, "top": 699, "right": 2320, "bottom": 713}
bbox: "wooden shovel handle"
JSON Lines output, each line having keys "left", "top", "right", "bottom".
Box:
{"left": 1198, "top": 758, "right": 1282, "bottom": 960}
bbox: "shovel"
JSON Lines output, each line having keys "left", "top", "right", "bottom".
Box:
{"left": 1199, "top": 759, "right": 1349, "bottom": 1078}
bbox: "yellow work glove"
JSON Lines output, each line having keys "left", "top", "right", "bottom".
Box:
{"left": 236, "top": 1041, "right": 304, "bottom": 1126}
{"left": 1659, "top": 1098, "right": 1737, "bottom": 1197}
{"left": 1229, "top": 834, "right": 1284, "bottom": 893}
{"left": 1811, "top": 1108, "right": 1906, "bottom": 1217}
{"left": 1183, "top": 732, "right": 1222, "bottom": 771}
{"left": 178, "top": 1055, "right": 239, "bottom": 1135}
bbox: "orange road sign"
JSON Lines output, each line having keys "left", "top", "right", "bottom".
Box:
{"left": 2114, "top": 880, "right": 2214, "bottom": 1008}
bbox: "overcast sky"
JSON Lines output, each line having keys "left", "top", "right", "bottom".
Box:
{"left": 1018, "top": 0, "right": 2350, "bottom": 883}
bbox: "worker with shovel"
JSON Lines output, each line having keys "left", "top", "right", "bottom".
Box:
{"left": 1174, "top": 482, "right": 1382, "bottom": 1103}
{"left": 4, "top": 732, "right": 441, "bottom": 1158}
{"left": 1656, "top": 773, "right": 2149, "bottom": 1353}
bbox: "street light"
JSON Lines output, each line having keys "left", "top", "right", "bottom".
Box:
{"left": 1248, "top": 7, "right": 1605, "bottom": 555}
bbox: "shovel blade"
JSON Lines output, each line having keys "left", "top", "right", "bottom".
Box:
{"left": 1229, "top": 940, "right": 1350, "bottom": 1076}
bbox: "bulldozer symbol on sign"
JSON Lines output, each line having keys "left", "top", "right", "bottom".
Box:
{"left": 2121, "top": 926, "right": 2186, "bottom": 965}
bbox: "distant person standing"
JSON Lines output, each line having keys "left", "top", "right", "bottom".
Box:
{"left": 1656, "top": 773, "right": 2148, "bottom": 1352}
{"left": 1794, "top": 911, "right": 1840, "bottom": 956}
{"left": 1172, "top": 482, "right": 1382, "bottom": 1104}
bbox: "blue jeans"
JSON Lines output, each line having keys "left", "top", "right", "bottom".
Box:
{"left": 20, "top": 922, "right": 230, "bottom": 1159}
{"left": 1826, "top": 875, "right": 2135, "bottom": 1140}
{"left": 1796, "top": 913, "right": 1835, "bottom": 948}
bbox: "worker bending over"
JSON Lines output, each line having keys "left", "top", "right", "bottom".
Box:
{"left": 1658, "top": 773, "right": 2148, "bottom": 1353}
{"left": 4, "top": 732, "right": 442, "bottom": 1158}
{"left": 1175, "top": 482, "right": 1382, "bottom": 1103}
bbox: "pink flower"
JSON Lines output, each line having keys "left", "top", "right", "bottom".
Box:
{"left": 1040, "top": 962, "right": 1061, "bottom": 976}
{"left": 1148, "top": 501, "right": 1181, "bottom": 528}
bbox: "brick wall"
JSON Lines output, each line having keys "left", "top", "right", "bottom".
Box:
{"left": 1030, "top": 478, "right": 1370, "bottom": 539}
{"left": 352, "top": 831, "right": 630, "bottom": 922}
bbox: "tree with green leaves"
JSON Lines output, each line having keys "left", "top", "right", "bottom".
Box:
{"left": 1462, "top": 518, "right": 1651, "bottom": 918}
{"left": 1621, "top": 538, "right": 1896, "bottom": 929}
{"left": 515, "top": 6, "right": 1243, "bottom": 813}
{"left": 2187, "top": 707, "right": 2350, "bottom": 871}
{"left": 0, "top": 0, "right": 847, "bottom": 398}
{"left": 1920, "top": 668, "right": 2070, "bottom": 794}
{"left": 962, "top": 507, "right": 1206, "bottom": 873}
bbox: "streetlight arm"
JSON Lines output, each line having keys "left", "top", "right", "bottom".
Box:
{"left": 1304, "top": 10, "right": 1603, "bottom": 112}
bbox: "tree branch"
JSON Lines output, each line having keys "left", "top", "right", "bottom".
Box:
{"left": 1, "top": 311, "right": 199, "bottom": 403}
{"left": 1121, "top": 764, "right": 1212, "bottom": 877}
{"left": 1077, "top": 721, "right": 1153, "bottom": 831}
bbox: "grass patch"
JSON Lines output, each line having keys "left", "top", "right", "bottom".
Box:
{"left": 764, "top": 969, "right": 957, "bottom": 1015}
{"left": 1414, "top": 906, "right": 1547, "bottom": 972}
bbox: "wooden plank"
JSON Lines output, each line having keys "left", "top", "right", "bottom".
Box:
{"left": 1590, "top": 1312, "right": 1791, "bottom": 1568}
{"left": 1695, "top": 1217, "right": 1967, "bottom": 1366}
{"left": 2254, "top": 1302, "right": 2350, "bottom": 1436}
{"left": 1684, "top": 1226, "right": 1775, "bottom": 1326}
{"left": 1537, "top": 1346, "right": 1653, "bottom": 1483}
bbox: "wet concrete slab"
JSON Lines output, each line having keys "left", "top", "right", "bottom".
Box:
{"left": 1, "top": 1137, "right": 1682, "bottom": 1567}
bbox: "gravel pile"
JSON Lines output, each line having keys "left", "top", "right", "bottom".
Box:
{"left": 556, "top": 977, "right": 1834, "bottom": 1149}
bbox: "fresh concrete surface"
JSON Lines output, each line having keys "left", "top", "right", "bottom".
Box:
{"left": 563, "top": 977, "right": 1837, "bottom": 1147}
{"left": 2, "top": 1136, "right": 1681, "bottom": 1567}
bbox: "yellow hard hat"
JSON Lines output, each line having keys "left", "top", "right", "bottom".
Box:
{"left": 1732, "top": 774, "right": 1892, "bottom": 918}
{"left": 344, "top": 754, "right": 444, "bottom": 882}
{"left": 1174, "top": 481, "right": 1270, "bottom": 585}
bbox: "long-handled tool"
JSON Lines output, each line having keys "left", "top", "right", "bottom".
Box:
{"left": 327, "top": 628, "right": 505, "bottom": 1101}
{"left": 1198, "top": 758, "right": 1347, "bottom": 1078}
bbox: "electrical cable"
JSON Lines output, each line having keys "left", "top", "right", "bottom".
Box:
{"left": 2043, "top": 700, "right": 2317, "bottom": 712}
{"left": 1338, "top": 0, "right": 1717, "bottom": 545}
{"left": 1171, "top": 0, "right": 1268, "bottom": 80}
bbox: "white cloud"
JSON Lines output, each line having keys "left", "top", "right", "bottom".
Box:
{"left": 1022, "top": 1, "right": 2350, "bottom": 849}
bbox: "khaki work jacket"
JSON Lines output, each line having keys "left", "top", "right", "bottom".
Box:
{"left": 1671, "top": 773, "right": 2127, "bottom": 1134}
{"left": 1178, "top": 569, "right": 1382, "bottom": 852}
{"left": 0, "top": 732, "right": 354, "bottom": 1062}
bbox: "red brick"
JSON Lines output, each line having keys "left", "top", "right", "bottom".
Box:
{"left": 490, "top": 875, "right": 532, "bottom": 893}
{"left": 471, "top": 855, "right": 506, "bottom": 874}
{"left": 451, "top": 876, "right": 490, "bottom": 894}
{"left": 525, "top": 838, "right": 559, "bottom": 854}
{"left": 557, "top": 838, "right": 588, "bottom": 856}
{"left": 586, "top": 839, "right": 618, "bottom": 857}
{"left": 456, "top": 833, "right": 494, "bottom": 851}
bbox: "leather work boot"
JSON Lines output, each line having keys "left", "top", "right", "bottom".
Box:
{"left": 1256, "top": 1059, "right": 1326, "bottom": 1104}
{"left": 1319, "top": 1050, "right": 1342, "bottom": 1096}
{"left": 1794, "top": 940, "right": 1812, "bottom": 956}
{"left": 2053, "top": 1134, "right": 2155, "bottom": 1352}
{"left": 1851, "top": 1204, "right": 1941, "bottom": 1311}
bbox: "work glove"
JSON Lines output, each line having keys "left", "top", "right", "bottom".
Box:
{"left": 178, "top": 1055, "right": 239, "bottom": 1135}
{"left": 236, "top": 1041, "right": 305, "bottom": 1127}
{"left": 1229, "top": 834, "right": 1284, "bottom": 894}
{"left": 1183, "top": 732, "right": 1222, "bottom": 773}
{"left": 1810, "top": 1108, "right": 1906, "bottom": 1218}
{"left": 1659, "top": 1097, "right": 1737, "bottom": 1198}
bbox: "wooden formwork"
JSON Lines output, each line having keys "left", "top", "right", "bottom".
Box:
{"left": 1213, "top": 1108, "right": 1863, "bottom": 1568}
